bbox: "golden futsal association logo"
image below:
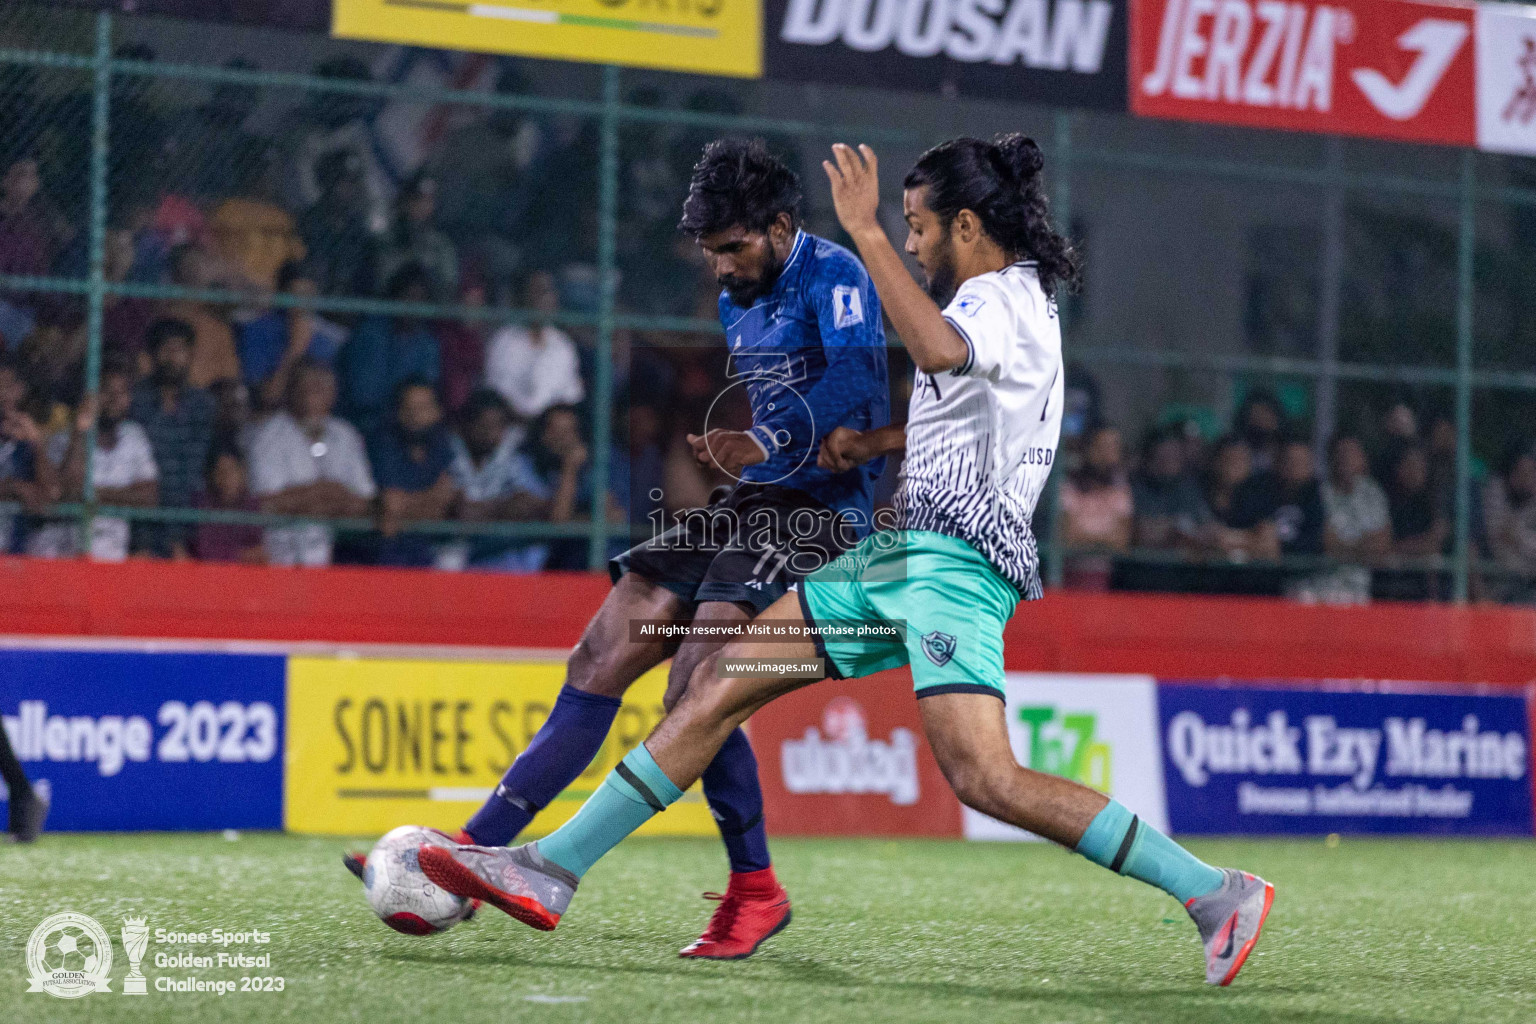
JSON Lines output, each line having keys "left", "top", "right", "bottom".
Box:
{"left": 25, "top": 911, "right": 115, "bottom": 999}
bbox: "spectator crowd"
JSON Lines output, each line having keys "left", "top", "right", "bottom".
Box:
{"left": 0, "top": 49, "right": 756, "bottom": 573}
{"left": 1056, "top": 388, "right": 1536, "bottom": 604}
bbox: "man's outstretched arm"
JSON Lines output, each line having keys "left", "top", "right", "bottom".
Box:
{"left": 823, "top": 143, "right": 967, "bottom": 375}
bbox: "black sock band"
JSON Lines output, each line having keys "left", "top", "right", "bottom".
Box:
{"left": 1109, "top": 815, "right": 1140, "bottom": 874}
{"left": 615, "top": 761, "right": 667, "bottom": 813}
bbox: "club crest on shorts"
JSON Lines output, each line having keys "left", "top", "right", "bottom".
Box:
{"left": 921, "top": 630, "right": 957, "bottom": 666}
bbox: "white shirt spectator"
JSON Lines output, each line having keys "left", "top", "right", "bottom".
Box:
{"left": 484, "top": 323, "right": 585, "bottom": 420}
{"left": 31, "top": 423, "right": 158, "bottom": 561}
{"left": 248, "top": 411, "right": 376, "bottom": 567}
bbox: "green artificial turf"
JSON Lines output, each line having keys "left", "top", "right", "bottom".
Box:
{"left": 1, "top": 833, "right": 1532, "bottom": 1023}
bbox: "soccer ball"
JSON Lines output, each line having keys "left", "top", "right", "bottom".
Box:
{"left": 363, "top": 825, "right": 474, "bottom": 935}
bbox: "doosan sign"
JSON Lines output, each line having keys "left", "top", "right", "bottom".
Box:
{"left": 1132, "top": 0, "right": 1478, "bottom": 144}
{"left": 765, "top": 0, "right": 1130, "bottom": 109}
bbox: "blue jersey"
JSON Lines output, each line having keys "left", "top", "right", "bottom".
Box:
{"left": 719, "top": 231, "right": 889, "bottom": 527}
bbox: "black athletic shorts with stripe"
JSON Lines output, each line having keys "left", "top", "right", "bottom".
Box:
{"left": 609, "top": 482, "right": 859, "bottom": 614}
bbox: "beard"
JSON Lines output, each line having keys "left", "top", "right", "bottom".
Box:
{"left": 153, "top": 362, "right": 188, "bottom": 388}
{"left": 719, "top": 250, "right": 786, "bottom": 308}
{"left": 921, "top": 238, "right": 959, "bottom": 307}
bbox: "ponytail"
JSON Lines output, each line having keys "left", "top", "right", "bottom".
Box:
{"left": 904, "top": 133, "right": 1082, "bottom": 300}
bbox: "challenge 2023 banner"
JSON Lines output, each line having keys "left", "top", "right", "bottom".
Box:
{"left": 283, "top": 656, "right": 716, "bottom": 837}
{"left": 333, "top": 0, "right": 762, "bottom": 77}
{"left": 0, "top": 649, "right": 285, "bottom": 831}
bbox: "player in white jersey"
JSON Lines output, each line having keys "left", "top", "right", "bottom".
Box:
{"left": 417, "top": 136, "right": 1275, "bottom": 987}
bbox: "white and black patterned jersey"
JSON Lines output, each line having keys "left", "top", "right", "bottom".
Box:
{"left": 893, "top": 262, "right": 1064, "bottom": 600}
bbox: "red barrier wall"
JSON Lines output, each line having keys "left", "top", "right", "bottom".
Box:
{"left": 3, "top": 557, "right": 1536, "bottom": 684}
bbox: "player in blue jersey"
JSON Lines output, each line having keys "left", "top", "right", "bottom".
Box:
{"left": 348, "top": 139, "right": 889, "bottom": 959}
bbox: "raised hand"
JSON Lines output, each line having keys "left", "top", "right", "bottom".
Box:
{"left": 822, "top": 143, "right": 883, "bottom": 240}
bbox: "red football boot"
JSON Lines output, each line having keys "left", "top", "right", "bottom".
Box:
{"left": 678, "top": 868, "right": 792, "bottom": 960}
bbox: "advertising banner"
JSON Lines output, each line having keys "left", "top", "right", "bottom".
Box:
{"left": 1475, "top": 3, "right": 1536, "bottom": 155}
{"left": 333, "top": 0, "right": 762, "bottom": 78}
{"left": 1157, "top": 684, "right": 1534, "bottom": 835}
{"left": 753, "top": 670, "right": 963, "bottom": 837}
{"left": 283, "top": 656, "right": 716, "bottom": 837}
{"left": 765, "top": 0, "right": 1128, "bottom": 109}
{"left": 59, "top": 1, "right": 330, "bottom": 31}
{"left": 1131, "top": 0, "right": 1478, "bottom": 146}
{"left": 964, "top": 673, "right": 1167, "bottom": 840}
{"left": 0, "top": 649, "right": 285, "bottom": 831}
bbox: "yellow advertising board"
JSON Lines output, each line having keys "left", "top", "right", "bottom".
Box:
{"left": 285, "top": 656, "right": 715, "bottom": 838}
{"left": 333, "top": 0, "right": 760, "bottom": 79}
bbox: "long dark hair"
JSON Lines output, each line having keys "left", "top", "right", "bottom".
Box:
{"left": 904, "top": 133, "right": 1081, "bottom": 300}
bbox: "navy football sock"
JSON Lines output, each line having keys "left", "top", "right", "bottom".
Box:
{"left": 464, "top": 684, "right": 621, "bottom": 846}
{"left": 701, "top": 728, "right": 772, "bottom": 874}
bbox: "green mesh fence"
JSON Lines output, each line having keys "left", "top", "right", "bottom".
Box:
{"left": 0, "top": 3, "right": 1531, "bottom": 602}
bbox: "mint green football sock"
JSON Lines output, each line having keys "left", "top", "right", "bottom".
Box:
{"left": 536, "top": 744, "right": 684, "bottom": 879}
{"left": 1074, "top": 798, "right": 1223, "bottom": 903}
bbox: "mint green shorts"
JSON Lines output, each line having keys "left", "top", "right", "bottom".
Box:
{"left": 796, "top": 530, "right": 1019, "bottom": 698}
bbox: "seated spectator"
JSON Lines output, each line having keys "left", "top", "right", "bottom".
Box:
{"left": 1059, "top": 424, "right": 1132, "bottom": 590}
{"left": 1271, "top": 439, "right": 1326, "bottom": 559}
{"left": 1377, "top": 443, "right": 1450, "bottom": 601}
{"left": 297, "top": 150, "right": 376, "bottom": 297}
{"left": 371, "top": 379, "right": 458, "bottom": 567}
{"left": 0, "top": 156, "right": 54, "bottom": 350}
{"left": 208, "top": 378, "right": 254, "bottom": 455}
{"left": 102, "top": 227, "right": 155, "bottom": 372}
{"left": 1319, "top": 433, "right": 1391, "bottom": 604}
{"left": 522, "top": 404, "right": 625, "bottom": 571}
{"left": 248, "top": 359, "right": 375, "bottom": 567}
{"left": 1387, "top": 444, "right": 1448, "bottom": 558}
{"left": 434, "top": 274, "right": 489, "bottom": 417}
{"left": 0, "top": 354, "right": 58, "bottom": 553}
{"left": 34, "top": 362, "right": 158, "bottom": 561}
{"left": 373, "top": 172, "right": 458, "bottom": 300}
{"left": 1234, "top": 388, "right": 1285, "bottom": 474}
{"left": 238, "top": 261, "right": 347, "bottom": 411}
{"left": 17, "top": 312, "right": 86, "bottom": 417}
{"left": 1484, "top": 446, "right": 1536, "bottom": 600}
{"left": 338, "top": 262, "right": 442, "bottom": 438}
{"left": 1263, "top": 439, "right": 1331, "bottom": 601}
{"left": 1205, "top": 435, "right": 1279, "bottom": 560}
{"left": 1132, "top": 424, "right": 1213, "bottom": 552}
{"left": 441, "top": 389, "right": 545, "bottom": 572}
{"left": 130, "top": 320, "right": 217, "bottom": 556}
{"left": 192, "top": 443, "right": 264, "bottom": 564}
{"left": 485, "top": 269, "right": 585, "bottom": 420}
{"left": 155, "top": 243, "right": 242, "bottom": 389}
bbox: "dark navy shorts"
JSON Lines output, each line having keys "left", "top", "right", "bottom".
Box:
{"left": 610, "top": 483, "right": 858, "bottom": 614}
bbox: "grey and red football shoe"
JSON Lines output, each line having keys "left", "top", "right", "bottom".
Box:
{"left": 679, "top": 868, "right": 792, "bottom": 960}
{"left": 417, "top": 841, "right": 577, "bottom": 932}
{"left": 1186, "top": 868, "right": 1275, "bottom": 986}
{"left": 343, "top": 828, "right": 476, "bottom": 881}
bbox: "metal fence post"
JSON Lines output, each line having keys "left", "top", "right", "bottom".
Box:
{"left": 1044, "top": 109, "right": 1073, "bottom": 590}
{"left": 79, "top": 10, "right": 112, "bottom": 552}
{"left": 588, "top": 64, "right": 621, "bottom": 570}
{"left": 1313, "top": 138, "right": 1344, "bottom": 459}
{"left": 1452, "top": 151, "right": 1476, "bottom": 604}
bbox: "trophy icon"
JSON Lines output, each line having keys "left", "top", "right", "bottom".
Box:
{"left": 120, "top": 916, "right": 149, "bottom": 995}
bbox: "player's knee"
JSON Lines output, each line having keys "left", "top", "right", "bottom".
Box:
{"left": 564, "top": 638, "right": 631, "bottom": 700}
{"left": 681, "top": 656, "right": 753, "bottom": 728}
{"left": 940, "top": 755, "right": 1013, "bottom": 818}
